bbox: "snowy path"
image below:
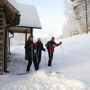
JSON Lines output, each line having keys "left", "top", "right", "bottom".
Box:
{"left": 0, "top": 34, "right": 90, "bottom": 90}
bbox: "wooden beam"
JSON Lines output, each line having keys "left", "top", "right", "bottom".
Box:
{"left": 9, "top": 27, "right": 32, "bottom": 33}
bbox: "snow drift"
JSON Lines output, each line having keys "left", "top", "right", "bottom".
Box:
{"left": 0, "top": 71, "right": 88, "bottom": 90}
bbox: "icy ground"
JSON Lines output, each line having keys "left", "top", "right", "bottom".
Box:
{"left": 0, "top": 34, "right": 90, "bottom": 90}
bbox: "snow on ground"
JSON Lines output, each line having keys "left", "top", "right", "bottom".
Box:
{"left": 0, "top": 34, "right": 90, "bottom": 90}
{"left": 57, "top": 34, "right": 90, "bottom": 87}
{"left": 0, "top": 71, "right": 88, "bottom": 90}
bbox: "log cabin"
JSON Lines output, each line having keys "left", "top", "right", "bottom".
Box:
{"left": 0, "top": 0, "right": 41, "bottom": 74}
{"left": 0, "top": 0, "right": 20, "bottom": 74}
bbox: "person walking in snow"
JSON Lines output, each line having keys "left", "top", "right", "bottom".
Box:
{"left": 45, "top": 37, "right": 62, "bottom": 66}
{"left": 35, "top": 38, "right": 46, "bottom": 67}
{"left": 25, "top": 35, "right": 39, "bottom": 72}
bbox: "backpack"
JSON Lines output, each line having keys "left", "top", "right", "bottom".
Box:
{"left": 46, "top": 42, "right": 52, "bottom": 49}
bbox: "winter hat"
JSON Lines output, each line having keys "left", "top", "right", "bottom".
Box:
{"left": 52, "top": 36, "right": 55, "bottom": 40}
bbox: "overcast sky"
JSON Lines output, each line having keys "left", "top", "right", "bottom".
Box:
{"left": 16, "top": 0, "right": 66, "bottom": 40}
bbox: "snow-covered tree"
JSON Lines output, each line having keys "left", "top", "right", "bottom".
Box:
{"left": 62, "top": 0, "right": 79, "bottom": 38}
{"left": 72, "top": 0, "right": 90, "bottom": 33}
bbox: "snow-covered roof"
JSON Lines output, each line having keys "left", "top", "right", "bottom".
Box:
{"left": 6, "top": 1, "right": 41, "bottom": 29}
{"left": 18, "top": 4, "right": 42, "bottom": 29}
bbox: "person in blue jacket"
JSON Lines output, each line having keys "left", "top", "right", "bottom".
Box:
{"left": 36, "top": 38, "right": 46, "bottom": 67}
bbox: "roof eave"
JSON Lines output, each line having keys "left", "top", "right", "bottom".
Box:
{"left": 17, "top": 26, "right": 42, "bottom": 29}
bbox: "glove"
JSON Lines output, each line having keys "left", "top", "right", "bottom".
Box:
{"left": 59, "top": 41, "right": 62, "bottom": 45}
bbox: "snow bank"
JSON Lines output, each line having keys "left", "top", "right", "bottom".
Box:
{"left": 52, "top": 33, "right": 90, "bottom": 87}
{"left": 0, "top": 71, "right": 88, "bottom": 90}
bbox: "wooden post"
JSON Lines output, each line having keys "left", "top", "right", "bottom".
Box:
{"left": 25, "top": 32, "right": 27, "bottom": 59}
{"left": 8, "top": 36, "right": 10, "bottom": 54}
{"left": 4, "top": 27, "right": 8, "bottom": 72}
{"left": 31, "top": 28, "right": 33, "bottom": 36}
{"left": 0, "top": 5, "right": 5, "bottom": 74}
{"left": 25, "top": 32, "right": 27, "bottom": 43}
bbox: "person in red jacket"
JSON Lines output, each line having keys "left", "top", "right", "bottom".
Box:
{"left": 45, "top": 37, "right": 62, "bottom": 66}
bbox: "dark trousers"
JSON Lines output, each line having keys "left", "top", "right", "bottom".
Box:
{"left": 26, "top": 56, "right": 38, "bottom": 71}
{"left": 48, "top": 52, "right": 53, "bottom": 66}
{"left": 37, "top": 51, "right": 42, "bottom": 66}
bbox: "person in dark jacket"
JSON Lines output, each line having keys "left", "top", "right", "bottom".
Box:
{"left": 25, "top": 35, "right": 39, "bottom": 72}
{"left": 45, "top": 37, "right": 62, "bottom": 66}
{"left": 36, "top": 38, "right": 46, "bottom": 66}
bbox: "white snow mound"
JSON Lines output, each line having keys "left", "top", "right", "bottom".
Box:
{"left": 0, "top": 71, "right": 88, "bottom": 90}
